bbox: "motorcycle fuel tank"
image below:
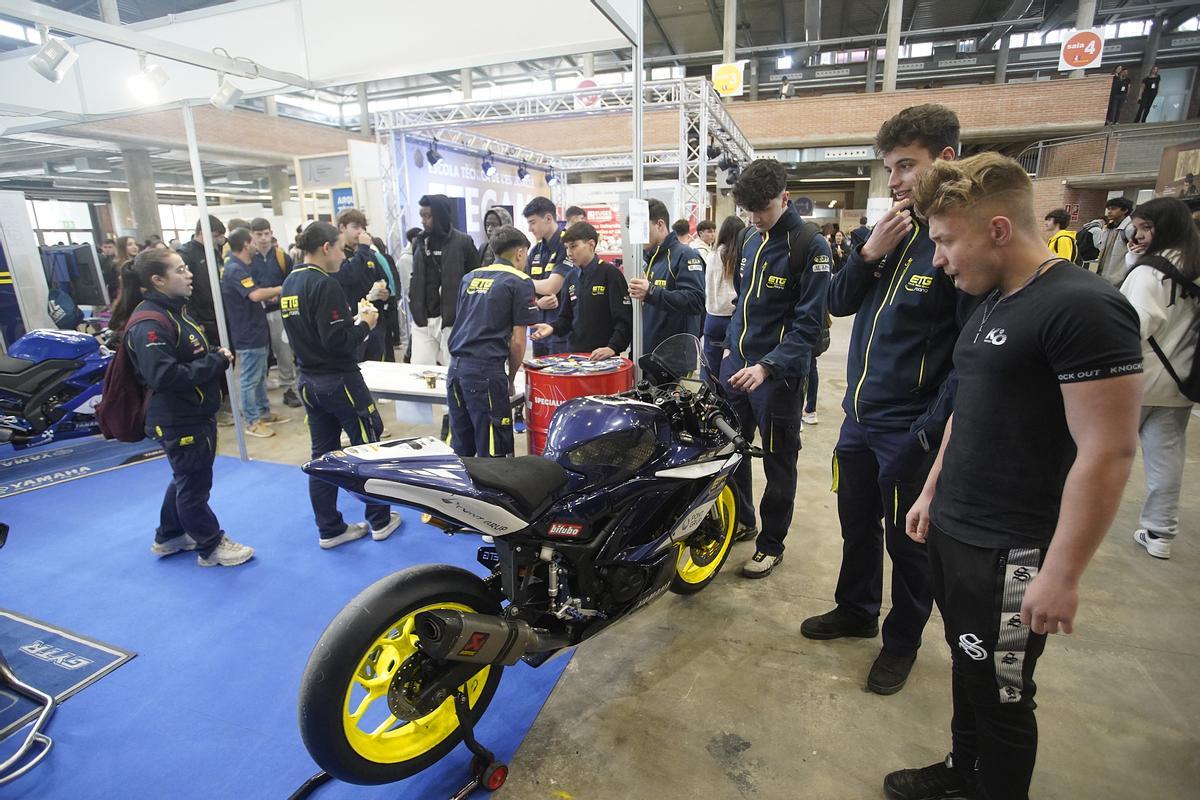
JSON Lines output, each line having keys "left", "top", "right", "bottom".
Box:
{"left": 542, "top": 396, "right": 667, "bottom": 483}
{"left": 7, "top": 330, "right": 102, "bottom": 364}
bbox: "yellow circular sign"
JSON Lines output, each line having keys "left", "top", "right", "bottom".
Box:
{"left": 713, "top": 63, "right": 743, "bottom": 96}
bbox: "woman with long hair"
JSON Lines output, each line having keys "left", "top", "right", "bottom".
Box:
{"left": 831, "top": 229, "right": 849, "bottom": 273}
{"left": 1119, "top": 197, "right": 1199, "bottom": 559}
{"left": 703, "top": 215, "right": 746, "bottom": 380}
{"left": 116, "top": 248, "right": 252, "bottom": 567}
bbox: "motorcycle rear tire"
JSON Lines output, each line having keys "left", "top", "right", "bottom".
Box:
{"left": 298, "top": 564, "right": 504, "bottom": 785}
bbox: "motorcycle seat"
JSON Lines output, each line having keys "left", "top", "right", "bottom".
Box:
{"left": 0, "top": 357, "right": 82, "bottom": 397}
{"left": 461, "top": 456, "right": 569, "bottom": 519}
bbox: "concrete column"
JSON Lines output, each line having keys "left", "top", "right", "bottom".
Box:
{"left": 852, "top": 178, "right": 869, "bottom": 210}
{"left": 1071, "top": 0, "right": 1097, "bottom": 78}
{"left": 338, "top": 104, "right": 346, "bottom": 130}
{"left": 883, "top": 0, "right": 903, "bottom": 92}
{"left": 869, "top": 161, "right": 890, "bottom": 199}
{"left": 357, "top": 83, "right": 370, "bottom": 135}
{"left": 264, "top": 95, "right": 278, "bottom": 116}
{"left": 268, "top": 166, "right": 290, "bottom": 215}
{"left": 98, "top": 0, "right": 119, "bottom": 24}
{"left": 866, "top": 45, "right": 878, "bottom": 93}
{"left": 460, "top": 69, "right": 473, "bottom": 101}
{"left": 749, "top": 59, "right": 758, "bottom": 101}
{"left": 582, "top": 53, "right": 595, "bottom": 77}
{"left": 108, "top": 190, "right": 134, "bottom": 235}
{"left": 1140, "top": 14, "right": 1165, "bottom": 78}
{"left": 723, "top": 0, "right": 737, "bottom": 63}
{"left": 995, "top": 36, "right": 1010, "bottom": 84}
{"left": 121, "top": 147, "right": 162, "bottom": 241}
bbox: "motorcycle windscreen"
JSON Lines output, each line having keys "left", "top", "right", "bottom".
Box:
{"left": 638, "top": 333, "right": 713, "bottom": 393}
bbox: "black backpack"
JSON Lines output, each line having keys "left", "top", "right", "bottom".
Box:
{"left": 1074, "top": 225, "right": 1100, "bottom": 265}
{"left": 1138, "top": 254, "right": 1200, "bottom": 402}
{"left": 735, "top": 222, "right": 831, "bottom": 354}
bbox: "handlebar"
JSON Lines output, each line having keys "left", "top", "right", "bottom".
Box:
{"left": 709, "top": 412, "right": 764, "bottom": 458}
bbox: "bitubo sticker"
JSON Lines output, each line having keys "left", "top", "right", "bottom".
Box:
{"left": 547, "top": 521, "right": 583, "bottom": 538}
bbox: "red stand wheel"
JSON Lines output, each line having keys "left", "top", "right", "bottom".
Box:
{"left": 482, "top": 763, "right": 508, "bottom": 791}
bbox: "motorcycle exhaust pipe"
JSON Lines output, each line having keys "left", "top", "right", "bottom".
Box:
{"left": 414, "top": 610, "right": 568, "bottom": 666}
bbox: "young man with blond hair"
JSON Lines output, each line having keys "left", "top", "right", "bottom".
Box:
{"left": 884, "top": 152, "right": 1143, "bottom": 800}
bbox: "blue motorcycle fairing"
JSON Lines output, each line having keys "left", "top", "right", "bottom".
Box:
{"left": 1, "top": 330, "right": 110, "bottom": 450}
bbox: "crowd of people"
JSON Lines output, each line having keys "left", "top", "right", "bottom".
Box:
{"left": 98, "top": 97, "right": 1197, "bottom": 800}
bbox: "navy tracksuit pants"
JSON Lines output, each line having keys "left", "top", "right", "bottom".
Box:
{"left": 719, "top": 358, "right": 804, "bottom": 557}
{"left": 832, "top": 416, "right": 935, "bottom": 656}
{"left": 447, "top": 357, "right": 513, "bottom": 458}
{"left": 298, "top": 370, "right": 391, "bottom": 539}
{"left": 151, "top": 419, "right": 222, "bottom": 558}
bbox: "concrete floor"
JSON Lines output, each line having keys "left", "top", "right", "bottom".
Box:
{"left": 222, "top": 325, "right": 1200, "bottom": 800}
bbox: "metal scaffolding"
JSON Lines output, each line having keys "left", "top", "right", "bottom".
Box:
{"left": 373, "top": 77, "right": 755, "bottom": 248}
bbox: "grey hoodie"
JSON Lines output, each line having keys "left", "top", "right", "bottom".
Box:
{"left": 478, "top": 206, "right": 514, "bottom": 266}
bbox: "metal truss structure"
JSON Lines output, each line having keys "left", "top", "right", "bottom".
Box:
{"left": 374, "top": 78, "right": 755, "bottom": 250}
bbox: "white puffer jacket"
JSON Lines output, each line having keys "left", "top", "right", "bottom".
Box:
{"left": 1119, "top": 249, "right": 1199, "bottom": 407}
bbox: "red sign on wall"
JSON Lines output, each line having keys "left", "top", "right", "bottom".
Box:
{"left": 1064, "top": 203, "right": 1080, "bottom": 221}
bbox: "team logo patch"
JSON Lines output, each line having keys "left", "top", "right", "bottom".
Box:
{"left": 958, "top": 633, "right": 988, "bottom": 661}
{"left": 653, "top": 279, "right": 668, "bottom": 288}
{"left": 812, "top": 254, "right": 831, "bottom": 273}
{"left": 906, "top": 274, "right": 933, "bottom": 293}
{"left": 766, "top": 275, "right": 787, "bottom": 289}
{"left": 591, "top": 285, "right": 606, "bottom": 296}
{"left": 240, "top": 276, "right": 255, "bottom": 288}
{"left": 330, "top": 308, "right": 340, "bottom": 321}
{"left": 687, "top": 257, "right": 704, "bottom": 271}
{"left": 467, "top": 277, "right": 495, "bottom": 295}
{"left": 547, "top": 521, "right": 583, "bottom": 538}
{"left": 146, "top": 330, "right": 158, "bottom": 343}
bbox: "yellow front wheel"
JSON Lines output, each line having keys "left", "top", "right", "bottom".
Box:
{"left": 298, "top": 565, "right": 504, "bottom": 785}
{"left": 671, "top": 485, "right": 737, "bottom": 594}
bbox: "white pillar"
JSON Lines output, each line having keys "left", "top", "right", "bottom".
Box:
{"left": 357, "top": 83, "right": 370, "bottom": 135}
{"left": 631, "top": 8, "right": 645, "bottom": 367}
{"left": 460, "top": 69, "right": 473, "bottom": 101}
{"left": 883, "top": 0, "right": 903, "bottom": 92}
{"left": 1071, "top": 0, "right": 1098, "bottom": 79}
{"left": 98, "top": 0, "right": 119, "bottom": 24}
{"left": 182, "top": 105, "right": 248, "bottom": 462}
{"left": 582, "top": 53, "right": 595, "bottom": 77}
{"left": 723, "top": 0, "right": 737, "bottom": 63}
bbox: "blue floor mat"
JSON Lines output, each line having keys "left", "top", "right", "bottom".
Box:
{"left": 0, "top": 436, "right": 162, "bottom": 498}
{"left": 0, "top": 456, "right": 570, "bottom": 799}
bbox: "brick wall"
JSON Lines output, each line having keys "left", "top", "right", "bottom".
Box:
{"left": 468, "top": 77, "right": 1112, "bottom": 155}
{"left": 1032, "top": 177, "right": 1108, "bottom": 229}
{"left": 1038, "top": 137, "right": 1120, "bottom": 177}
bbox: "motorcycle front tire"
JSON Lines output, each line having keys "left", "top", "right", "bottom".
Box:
{"left": 671, "top": 485, "right": 737, "bottom": 595}
{"left": 298, "top": 564, "right": 504, "bottom": 785}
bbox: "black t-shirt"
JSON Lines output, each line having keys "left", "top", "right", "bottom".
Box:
{"left": 551, "top": 258, "right": 634, "bottom": 353}
{"left": 1142, "top": 75, "right": 1160, "bottom": 95}
{"left": 931, "top": 263, "right": 1143, "bottom": 549}
{"left": 1112, "top": 76, "right": 1130, "bottom": 97}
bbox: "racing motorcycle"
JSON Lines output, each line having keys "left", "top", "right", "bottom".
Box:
{"left": 297, "top": 334, "right": 760, "bottom": 788}
{"left": 0, "top": 329, "right": 111, "bottom": 449}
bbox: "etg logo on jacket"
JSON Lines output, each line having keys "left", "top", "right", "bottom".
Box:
{"left": 906, "top": 274, "right": 934, "bottom": 293}
{"left": 766, "top": 275, "right": 788, "bottom": 290}
{"left": 467, "top": 277, "right": 495, "bottom": 295}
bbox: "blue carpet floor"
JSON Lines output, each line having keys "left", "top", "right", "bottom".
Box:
{"left": 0, "top": 456, "right": 570, "bottom": 799}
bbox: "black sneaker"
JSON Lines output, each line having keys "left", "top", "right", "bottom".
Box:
{"left": 283, "top": 388, "right": 302, "bottom": 408}
{"left": 733, "top": 523, "right": 758, "bottom": 543}
{"left": 868, "top": 648, "right": 917, "bottom": 695}
{"left": 801, "top": 607, "right": 879, "bottom": 640}
{"left": 883, "top": 754, "right": 973, "bottom": 800}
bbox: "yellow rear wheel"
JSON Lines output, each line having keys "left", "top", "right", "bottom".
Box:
{"left": 671, "top": 485, "right": 736, "bottom": 594}
{"left": 299, "top": 565, "right": 504, "bottom": 785}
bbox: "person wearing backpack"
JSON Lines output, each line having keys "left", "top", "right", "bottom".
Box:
{"left": 1119, "top": 197, "right": 1200, "bottom": 560}
{"left": 112, "top": 249, "right": 254, "bottom": 568}
{"left": 804, "top": 105, "right": 980, "bottom": 698}
{"left": 720, "top": 159, "right": 832, "bottom": 581}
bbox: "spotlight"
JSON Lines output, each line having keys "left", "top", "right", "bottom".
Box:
{"left": 777, "top": 54, "right": 794, "bottom": 70}
{"left": 128, "top": 51, "right": 169, "bottom": 104}
{"left": 706, "top": 142, "right": 722, "bottom": 160}
{"left": 426, "top": 139, "right": 442, "bottom": 166}
{"left": 210, "top": 74, "right": 243, "bottom": 112}
{"left": 547, "top": 169, "right": 560, "bottom": 186}
{"left": 517, "top": 162, "right": 529, "bottom": 181}
{"left": 687, "top": 124, "right": 700, "bottom": 150}
{"left": 28, "top": 26, "right": 78, "bottom": 84}
{"left": 481, "top": 152, "right": 497, "bottom": 177}
{"left": 717, "top": 154, "right": 737, "bottom": 172}
{"left": 723, "top": 166, "right": 740, "bottom": 187}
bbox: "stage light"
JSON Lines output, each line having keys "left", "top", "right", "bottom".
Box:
{"left": 481, "top": 152, "right": 497, "bottom": 177}
{"left": 707, "top": 142, "right": 722, "bottom": 160}
{"left": 517, "top": 162, "right": 529, "bottom": 181}
{"left": 547, "top": 169, "right": 560, "bottom": 186}
{"left": 128, "top": 52, "right": 169, "bottom": 104}
{"left": 28, "top": 26, "right": 77, "bottom": 84}
{"left": 426, "top": 139, "right": 442, "bottom": 165}
{"left": 210, "top": 74, "right": 243, "bottom": 112}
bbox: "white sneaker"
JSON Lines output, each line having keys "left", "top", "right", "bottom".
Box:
{"left": 197, "top": 535, "right": 255, "bottom": 567}
{"left": 320, "top": 522, "right": 369, "bottom": 550}
{"left": 151, "top": 533, "right": 196, "bottom": 557}
{"left": 371, "top": 513, "right": 404, "bottom": 541}
{"left": 267, "top": 377, "right": 281, "bottom": 390}
{"left": 245, "top": 420, "right": 275, "bottom": 438}
{"left": 741, "top": 551, "right": 783, "bottom": 578}
{"left": 260, "top": 413, "right": 292, "bottom": 425}
{"left": 802, "top": 412, "right": 818, "bottom": 425}
{"left": 1134, "top": 529, "right": 1171, "bottom": 559}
